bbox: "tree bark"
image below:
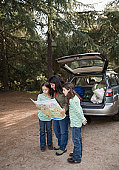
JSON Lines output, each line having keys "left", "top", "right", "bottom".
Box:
{"left": 1, "top": 34, "right": 9, "bottom": 91}
{"left": 47, "top": 31, "right": 53, "bottom": 79}
{"left": 47, "top": 0, "right": 53, "bottom": 79}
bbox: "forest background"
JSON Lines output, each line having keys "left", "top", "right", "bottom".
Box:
{"left": 0, "top": 0, "right": 119, "bottom": 91}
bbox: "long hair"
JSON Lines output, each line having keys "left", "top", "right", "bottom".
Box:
{"left": 49, "top": 75, "right": 63, "bottom": 94}
{"left": 40, "top": 82, "right": 52, "bottom": 96}
{"left": 62, "top": 82, "right": 81, "bottom": 103}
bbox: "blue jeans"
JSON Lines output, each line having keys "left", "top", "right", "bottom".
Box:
{"left": 39, "top": 119, "right": 52, "bottom": 147}
{"left": 53, "top": 115, "right": 69, "bottom": 150}
{"left": 71, "top": 127, "right": 82, "bottom": 162}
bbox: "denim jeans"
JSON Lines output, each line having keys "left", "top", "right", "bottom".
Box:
{"left": 53, "top": 115, "right": 69, "bottom": 150}
{"left": 39, "top": 119, "right": 52, "bottom": 147}
{"left": 71, "top": 127, "right": 82, "bottom": 162}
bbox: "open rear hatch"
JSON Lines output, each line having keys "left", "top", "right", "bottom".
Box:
{"left": 57, "top": 53, "right": 108, "bottom": 111}
{"left": 57, "top": 52, "right": 108, "bottom": 75}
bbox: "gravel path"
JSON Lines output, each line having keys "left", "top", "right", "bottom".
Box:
{"left": 0, "top": 91, "right": 119, "bottom": 170}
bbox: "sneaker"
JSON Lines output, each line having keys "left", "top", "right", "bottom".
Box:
{"left": 67, "top": 157, "right": 81, "bottom": 164}
{"left": 53, "top": 146, "right": 60, "bottom": 150}
{"left": 69, "top": 153, "right": 73, "bottom": 157}
{"left": 56, "top": 149, "right": 67, "bottom": 156}
{"left": 40, "top": 146, "right": 46, "bottom": 152}
{"left": 69, "top": 152, "right": 82, "bottom": 158}
{"left": 48, "top": 144, "right": 53, "bottom": 150}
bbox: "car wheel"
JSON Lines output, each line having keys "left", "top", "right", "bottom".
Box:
{"left": 112, "top": 112, "right": 119, "bottom": 121}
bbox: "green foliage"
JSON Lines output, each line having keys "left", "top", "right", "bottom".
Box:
{"left": 0, "top": 0, "right": 48, "bottom": 91}
{"left": 0, "top": 0, "right": 119, "bottom": 91}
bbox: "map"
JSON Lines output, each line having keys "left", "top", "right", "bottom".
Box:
{"left": 31, "top": 98, "right": 66, "bottom": 120}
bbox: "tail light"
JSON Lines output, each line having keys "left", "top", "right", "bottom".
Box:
{"left": 106, "top": 89, "right": 113, "bottom": 97}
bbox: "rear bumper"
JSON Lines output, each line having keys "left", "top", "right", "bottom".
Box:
{"left": 83, "top": 103, "right": 118, "bottom": 116}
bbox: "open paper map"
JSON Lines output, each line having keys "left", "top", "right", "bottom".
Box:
{"left": 31, "top": 98, "right": 66, "bottom": 120}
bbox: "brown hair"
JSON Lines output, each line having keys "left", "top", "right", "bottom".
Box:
{"left": 62, "top": 82, "right": 81, "bottom": 103}
{"left": 40, "top": 82, "right": 52, "bottom": 96}
{"left": 49, "top": 75, "right": 64, "bottom": 97}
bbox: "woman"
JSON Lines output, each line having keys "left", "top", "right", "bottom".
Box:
{"left": 49, "top": 75, "right": 69, "bottom": 156}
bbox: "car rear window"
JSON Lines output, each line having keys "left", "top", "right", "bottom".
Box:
{"left": 67, "top": 59, "right": 104, "bottom": 70}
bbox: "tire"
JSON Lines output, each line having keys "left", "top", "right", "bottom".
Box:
{"left": 112, "top": 112, "right": 119, "bottom": 121}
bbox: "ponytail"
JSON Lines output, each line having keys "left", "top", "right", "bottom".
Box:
{"left": 73, "top": 89, "right": 81, "bottom": 100}
{"left": 62, "top": 82, "right": 81, "bottom": 103}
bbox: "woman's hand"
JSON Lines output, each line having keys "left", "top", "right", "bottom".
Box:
{"left": 83, "top": 119, "right": 87, "bottom": 125}
{"left": 60, "top": 108, "right": 66, "bottom": 115}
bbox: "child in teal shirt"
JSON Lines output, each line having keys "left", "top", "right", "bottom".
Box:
{"left": 62, "top": 82, "right": 87, "bottom": 163}
{"left": 37, "top": 82, "right": 53, "bottom": 151}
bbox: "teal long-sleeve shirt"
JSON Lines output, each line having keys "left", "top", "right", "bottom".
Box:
{"left": 69, "top": 95, "right": 86, "bottom": 127}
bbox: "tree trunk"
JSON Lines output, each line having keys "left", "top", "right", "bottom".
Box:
{"left": 47, "top": 31, "right": 53, "bottom": 79}
{"left": 1, "top": 35, "right": 9, "bottom": 91}
{"left": 47, "top": 0, "right": 53, "bottom": 79}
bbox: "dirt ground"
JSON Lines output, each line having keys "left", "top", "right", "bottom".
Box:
{"left": 0, "top": 91, "right": 119, "bottom": 170}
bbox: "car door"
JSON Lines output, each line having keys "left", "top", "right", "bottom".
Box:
{"left": 109, "top": 74, "right": 119, "bottom": 107}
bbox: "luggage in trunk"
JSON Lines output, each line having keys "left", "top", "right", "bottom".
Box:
{"left": 74, "top": 85, "right": 105, "bottom": 109}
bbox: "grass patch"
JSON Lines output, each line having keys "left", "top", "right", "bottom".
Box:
{"left": 27, "top": 91, "right": 39, "bottom": 93}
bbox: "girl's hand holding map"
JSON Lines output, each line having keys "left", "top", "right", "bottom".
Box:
{"left": 60, "top": 108, "right": 66, "bottom": 115}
